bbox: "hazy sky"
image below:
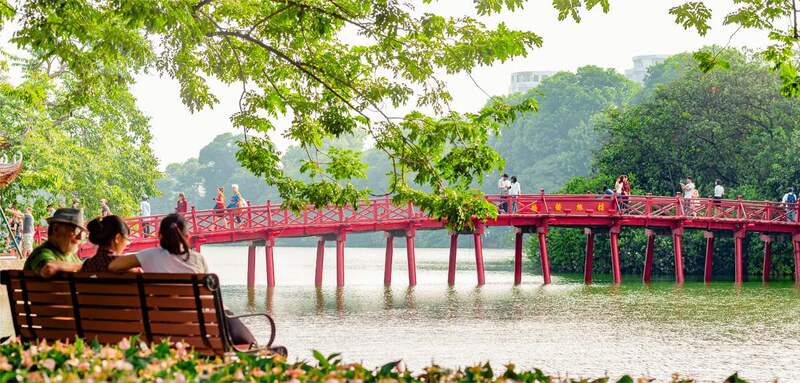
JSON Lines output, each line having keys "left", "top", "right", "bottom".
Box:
{"left": 131, "top": 0, "right": 772, "bottom": 168}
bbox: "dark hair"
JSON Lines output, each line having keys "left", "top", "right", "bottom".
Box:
{"left": 87, "top": 216, "right": 129, "bottom": 248}
{"left": 510, "top": 176, "right": 517, "bottom": 183}
{"left": 715, "top": 179, "right": 721, "bottom": 185}
{"left": 501, "top": 173, "right": 508, "bottom": 178}
{"left": 159, "top": 213, "right": 191, "bottom": 259}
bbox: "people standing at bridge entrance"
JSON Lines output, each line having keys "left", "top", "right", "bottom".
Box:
{"left": 175, "top": 193, "right": 188, "bottom": 214}
{"left": 782, "top": 187, "right": 797, "bottom": 222}
{"left": 509, "top": 176, "right": 520, "bottom": 213}
{"left": 80, "top": 215, "right": 130, "bottom": 272}
{"left": 99, "top": 199, "right": 112, "bottom": 218}
{"left": 22, "top": 208, "right": 85, "bottom": 278}
{"left": 497, "top": 173, "right": 511, "bottom": 212}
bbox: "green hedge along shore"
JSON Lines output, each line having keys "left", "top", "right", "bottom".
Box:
{"left": 0, "top": 337, "right": 755, "bottom": 383}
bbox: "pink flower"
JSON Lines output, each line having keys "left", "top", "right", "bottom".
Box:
{"left": 41, "top": 358, "right": 56, "bottom": 371}
{"left": 118, "top": 338, "right": 131, "bottom": 351}
{"left": 0, "top": 356, "right": 11, "bottom": 371}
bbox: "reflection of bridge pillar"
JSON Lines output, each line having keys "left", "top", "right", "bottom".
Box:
{"left": 584, "top": 228, "right": 594, "bottom": 285}
{"left": 247, "top": 242, "right": 256, "bottom": 289}
{"left": 448, "top": 233, "right": 458, "bottom": 286}
{"left": 793, "top": 235, "right": 800, "bottom": 284}
{"left": 315, "top": 237, "right": 325, "bottom": 287}
{"left": 384, "top": 233, "right": 394, "bottom": 286}
{"left": 703, "top": 231, "right": 714, "bottom": 284}
{"left": 265, "top": 235, "right": 275, "bottom": 287}
{"left": 514, "top": 228, "right": 523, "bottom": 285}
{"left": 734, "top": 229, "right": 746, "bottom": 284}
{"left": 643, "top": 229, "right": 655, "bottom": 283}
{"left": 473, "top": 225, "right": 485, "bottom": 286}
{"left": 672, "top": 227, "right": 684, "bottom": 284}
{"left": 760, "top": 235, "right": 772, "bottom": 283}
{"left": 336, "top": 232, "right": 346, "bottom": 287}
{"left": 537, "top": 226, "right": 551, "bottom": 285}
{"left": 609, "top": 225, "right": 621, "bottom": 284}
{"left": 406, "top": 228, "right": 417, "bottom": 286}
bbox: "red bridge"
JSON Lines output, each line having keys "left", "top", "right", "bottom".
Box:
{"left": 47, "top": 193, "right": 800, "bottom": 287}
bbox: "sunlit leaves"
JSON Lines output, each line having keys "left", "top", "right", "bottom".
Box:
{"left": 670, "top": 2, "right": 713, "bottom": 35}
{"left": 553, "top": 0, "right": 610, "bottom": 23}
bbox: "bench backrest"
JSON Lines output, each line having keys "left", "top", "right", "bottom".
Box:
{"left": 0, "top": 270, "right": 231, "bottom": 354}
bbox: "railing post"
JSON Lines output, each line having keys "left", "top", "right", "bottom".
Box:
{"left": 645, "top": 193, "right": 653, "bottom": 216}
{"left": 737, "top": 195, "right": 744, "bottom": 219}
{"left": 266, "top": 201, "right": 273, "bottom": 227}
{"left": 676, "top": 192, "right": 684, "bottom": 216}
{"left": 246, "top": 201, "right": 253, "bottom": 229}
{"left": 540, "top": 189, "right": 549, "bottom": 213}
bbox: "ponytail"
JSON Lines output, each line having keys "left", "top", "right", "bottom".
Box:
{"left": 159, "top": 213, "right": 192, "bottom": 260}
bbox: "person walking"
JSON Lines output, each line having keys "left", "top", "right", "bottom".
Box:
{"left": 497, "top": 173, "right": 511, "bottom": 212}
{"left": 21, "top": 207, "right": 34, "bottom": 257}
{"left": 214, "top": 187, "right": 226, "bottom": 228}
{"left": 228, "top": 184, "right": 247, "bottom": 224}
{"left": 680, "top": 177, "right": 696, "bottom": 213}
{"left": 140, "top": 195, "right": 152, "bottom": 236}
{"left": 782, "top": 187, "right": 797, "bottom": 222}
{"left": 509, "top": 176, "right": 521, "bottom": 213}
{"left": 22, "top": 208, "right": 85, "bottom": 278}
{"left": 99, "top": 199, "right": 112, "bottom": 218}
{"left": 175, "top": 193, "right": 189, "bottom": 214}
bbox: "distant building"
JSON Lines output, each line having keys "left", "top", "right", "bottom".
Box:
{"left": 509, "top": 70, "right": 556, "bottom": 94}
{"left": 625, "top": 55, "right": 669, "bottom": 83}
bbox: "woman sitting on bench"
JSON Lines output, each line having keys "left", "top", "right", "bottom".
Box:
{"left": 109, "top": 213, "right": 257, "bottom": 345}
{"left": 80, "top": 215, "right": 130, "bottom": 272}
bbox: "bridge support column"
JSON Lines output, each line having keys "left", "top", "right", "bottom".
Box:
{"left": 734, "top": 230, "right": 746, "bottom": 284}
{"left": 473, "top": 226, "right": 485, "bottom": 286}
{"left": 315, "top": 238, "right": 325, "bottom": 287}
{"left": 643, "top": 229, "right": 655, "bottom": 283}
{"left": 584, "top": 228, "right": 594, "bottom": 285}
{"left": 793, "top": 235, "right": 800, "bottom": 285}
{"left": 672, "top": 228, "right": 685, "bottom": 284}
{"left": 265, "top": 236, "right": 275, "bottom": 287}
{"left": 514, "top": 228, "right": 523, "bottom": 285}
{"left": 610, "top": 226, "right": 621, "bottom": 284}
{"left": 336, "top": 233, "right": 346, "bottom": 287}
{"left": 406, "top": 228, "right": 417, "bottom": 286}
{"left": 760, "top": 235, "right": 772, "bottom": 283}
{"left": 247, "top": 243, "right": 256, "bottom": 289}
{"left": 537, "top": 226, "right": 551, "bottom": 285}
{"left": 448, "top": 233, "right": 458, "bottom": 286}
{"left": 704, "top": 231, "right": 714, "bottom": 284}
{"left": 384, "top": 233, "right": 394, "bottom": 286}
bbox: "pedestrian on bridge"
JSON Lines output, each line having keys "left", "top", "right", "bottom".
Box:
{"left": 497, "top": 173, "right": 511, "bottom": 212}
{"left": 509, "top": 176, "right": 520, "bottom": 213}
{"left": 782, "top": 187, "right": 797, "bottom": 222}
{"left": 214, "top": 187, "right": 227, "bottom": 228}
{"left": 681, "top": 177, "right": 696, "bottom": 213}
{"left": 228, "top": 184, "right": 246, "bottom": 224}
{"left": 175, "top": 193, "right": 188, "bottom": 214}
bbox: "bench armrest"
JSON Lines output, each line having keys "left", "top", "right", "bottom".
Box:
{"left": 224, "top": 312, "right": 276, "bottom": 349}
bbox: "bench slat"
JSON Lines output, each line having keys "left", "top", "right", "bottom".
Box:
{"left": 79, "top": 308, "right": 142, "bottom": 321}
{"left": 22, "top": 317, "right": 77, "bottom": 330}
{"left": 148, "top": 310, "right": 218, "bottom": 323}
{"left": 144, "top": 284, "right": 213, "bottom": 296}
{"left": 74, "top": 283, "right": 139, "bottom": 295}
{"left": 147, "top": 296, "right": 215, "bottom": 309}
{"left": 78, "top": 295, "right": 140, "bottom": 307}
{"left": 20, "top": 328, "right": 77, "bottom": 341}
{"left": 82, "top": 321, "right": 144, "bottom": 333}
{"left": 9, "top": 280, "right": 70, "bottom": 292}
{"left": 150, "top": 323, "right": 220, "bottom": 336}
{"left": 15, "top": 304, "right": 74, "bottom": 317}
{"left": 14, "top": 292, "right": 74, "bottom": 305}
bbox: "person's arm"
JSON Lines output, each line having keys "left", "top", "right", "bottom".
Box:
{"left": 108, "top": 254, "right": 142, "bottom": 272}
{"left": 39, "top": 261, "right": 82, "bottom": 278}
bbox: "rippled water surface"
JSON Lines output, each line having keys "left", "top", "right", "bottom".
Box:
{"left": 201, "top": 245, "right": 800, "bottom": 382}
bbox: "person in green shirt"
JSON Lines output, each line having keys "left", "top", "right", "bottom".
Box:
{"left": 23, "top": 208, "right": 86, "bottom": 277}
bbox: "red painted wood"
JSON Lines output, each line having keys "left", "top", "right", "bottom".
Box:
{"left": 537, "top": 230, "right": 551, "bottom": 285}
{"left": 336, "top": 235, "right": 345, "bottom": 287}
{"left": 704, "top": 235, "right": 714, "bottom": 284}
{"left": 643, "top": 232, "right": 655, "bottom": 283}
{"left": 673, "top": 232, "right": 684, "bottom": 284}
{"left": 734, "top": 235, "right": 744, "bottom": 284}
{"left": 247, "top": 244, "right": 256, "bottom": 289}
{"left": 610, "top": 232, "right": 621, "bottom": 284}
{"left": 384, "top": 235, "right": 394, "bottom": 286}
{"left": 794, "top": 240, "right": 800, "bottom": 285}
{"left": 762, "top": 239, "right": 771, "bottom": 283}
{"left": 448, "top": 233, "right": 458, "bottom": 286}
{"left": 584, "top": 231, "right": 594, "bottom": 285}
{"left": 315, "top": 238, "right": 325, "bottom": 287}
{"left": 514, "top": 230, "right": 523, "bottom": 285}
{"left": 265, "top": 238, "right": 275, "bottom": 287}
{"left": 406, "top": 233, "right": 417, "bottom": 286}
{"left": 473, "top": 232, "right": 485, "bottom": 286}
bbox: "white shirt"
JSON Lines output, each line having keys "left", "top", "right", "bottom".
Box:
{"left": 140, "top": 201, "right": 151, "bottom": 216}
{"left": 713, "top": 185, "right": 724, "bottom": 198}
{"left": 136, "top": 248, "right": 209, "bottom": 274}
{"left": 498, "top": 178, "right": 511, "bottom": 194}
{"left": 509, "top": 182, "right": 521, "bottom": 195}
{"left": 683, "top": 182, "right": 695, "bottom": 198}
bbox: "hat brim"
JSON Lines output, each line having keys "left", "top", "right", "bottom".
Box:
{"left": 46, "top": 217, "right": 87, "bottom": 232}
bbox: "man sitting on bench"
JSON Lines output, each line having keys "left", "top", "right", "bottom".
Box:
{"left": 23, "top": 208, "right": 85, "bottom": 278}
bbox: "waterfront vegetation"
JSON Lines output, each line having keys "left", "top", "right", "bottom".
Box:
{"left": 0, "top": 337, "right": 755, "bottom": 383}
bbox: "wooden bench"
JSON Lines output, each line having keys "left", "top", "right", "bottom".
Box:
{"left": 0, "top": 270, "right": 285, "bottom": 356}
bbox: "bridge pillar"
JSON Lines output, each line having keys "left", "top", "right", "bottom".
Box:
{"left": 734, "top": 230, "right": 746, "bottom": 284}
{"left": 247, "top": 242, "right": 256, "bottom": 289}
{"left": 336, "top": 232, "right": 346, "bottom": 287}
{"left": 760, "top": 235, "right": 772, "bottom": 283}
{"left": 265, "top": 236, "right": 275, "bottom": 287}
{"left": 584, "top": 228, "right": 594, "bottom": 285}
{"left": 643, "top": 229, "right": 656, "bottom": 283}
{"left": 703, "top": 231, "right": 714, "bottom": 284}
{"left": 537, "top": 226, "right": 551, "bottom": 285}
{"left": 473, "top": 226, "right": 485, "bottom": 286}
{"left": 384, "top": 233, "right": 394, "bottom": 286}
{"left": 793, "top": 235, "right": 800, "bottom": 285}
{"left": 672, "top": 227, "right": 684, "bottom": 284}
{"left": 610, "top": 226, "right": 621, "bottom": 284}
{"left": 315, "top": 238, "right": 325, "bottom": 287}
{"left": 406, "top": 228, "right": 417, "bottom": 286}
{"left": 448, "top": 233, "right": 458, "bottom": 286}
{"left": 514, "top": 228, "right": 523, "bottom": 285}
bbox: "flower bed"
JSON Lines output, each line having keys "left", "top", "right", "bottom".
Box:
{"left": 0, "top": 337, "right": 748, "bottom": 382}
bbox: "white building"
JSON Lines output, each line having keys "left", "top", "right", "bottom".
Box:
{"left": 624, "top": 55, "right": 669, "bottom": 83}
{"left": 509, "top": 71, "right": 556, "bottom": 94}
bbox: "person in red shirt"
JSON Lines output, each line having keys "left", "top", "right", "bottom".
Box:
{"left": 175, "top": 193, "right": 188, "bottom": 214}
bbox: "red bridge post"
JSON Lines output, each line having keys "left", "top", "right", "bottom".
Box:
{"left": 672, "top": 227, "right": 684, "bottom": 284}
{"left": 793, "top": 235, "right": 800, "bottom": 285}
{"left": 610, "top": 225, "right": 621, "bottom": 284}
{"left": 643, "top": 229, "right": 655, "bottom": 283}
{"left": 247, "top": 242, "right": 256, "bottom": 289}
{"left": 734, "top": 229, "right": 746, "bottom": 284}
{"left": 473, "top": 225, "right": 485, "bottom": 286}
{"left": 336, "top": 232, "right": 346, "bottom": 287}
{"left": 584, "top": 228, "right": 594, "bottom": 285}
{"left": 265, "top": 235, "right": 275, "bottom": 287}
{"left": 406, "top": 227, "right": 417, "bottom": 286}
{"left": 384, "top": 232, "right": 394, "bottom": 286}
{"left": 514, "top": 228, "right": 523, "bottom": 285}
{"left": 315, "top": 237, "right": 325, "bottom": 287}
{"left": 448, "top": 233, "right": 458, "bottom": 286}
{"left": 703, "top": 231, "right": 714, "bottom": 284}
{"left": 760, "top": 235, "right": 772, "bottom": 283}
{"left": 537, "top": 226, "right": 551, "bottom": 285}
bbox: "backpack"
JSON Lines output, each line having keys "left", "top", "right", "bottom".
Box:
{"left": 787, "top": 193, "right": 797, "bottom": 204}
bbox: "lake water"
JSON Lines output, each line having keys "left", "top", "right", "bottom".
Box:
{"left": 201, "top": 245, "right": 800, "bottom": 382}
